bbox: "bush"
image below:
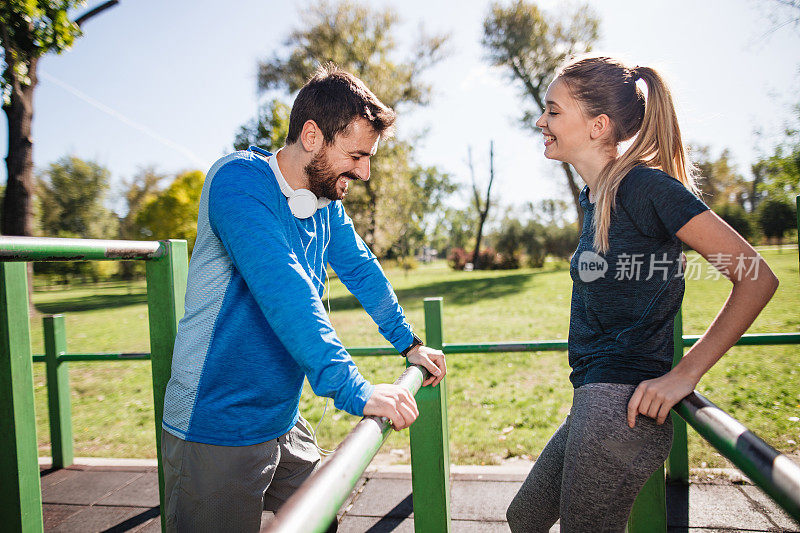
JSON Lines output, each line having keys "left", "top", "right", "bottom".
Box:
{"left": 713, "top": 203, "right": 754, "bottom": 241}
{"left": 448, "top": 247, "right": 471, "bottom": 270}
{"left": 447, "top": 247, "right": 511, "bottom": 270}
{"left": 756, "top": 197, "right": 796, "bottom": 241}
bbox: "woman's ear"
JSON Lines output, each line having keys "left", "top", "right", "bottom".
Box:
{"left": 590, "top": 114, "right": 613, "bottom": 141}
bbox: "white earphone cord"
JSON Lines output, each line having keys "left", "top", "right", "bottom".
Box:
{"left": 301, "top": 210, "right": 337, "bottom": 456}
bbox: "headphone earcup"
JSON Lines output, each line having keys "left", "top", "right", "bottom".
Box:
{"left": 288, "top": 189, "right": 319, "bottom": 219}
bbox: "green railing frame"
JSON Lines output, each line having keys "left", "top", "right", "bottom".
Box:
{"left": 0, "top": 236, "right": 187, "bottom": 533}
{"left": 4, "top": 201, "right": 800, "bottom": 533}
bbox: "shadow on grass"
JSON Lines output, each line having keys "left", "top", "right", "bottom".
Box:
{"left": 328, "top": 270, "right": 547, "bottom": 311}
{"left": 34, "top": 292, "right": 149, "bottom": 314}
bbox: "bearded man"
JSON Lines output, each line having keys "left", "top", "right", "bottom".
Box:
{"left": 160, "top": 65, "right": 446, "bottom": 532}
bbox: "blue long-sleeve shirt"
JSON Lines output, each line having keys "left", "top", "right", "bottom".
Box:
{"left": 162, "top": 147, "right": 414, "bottom": 446}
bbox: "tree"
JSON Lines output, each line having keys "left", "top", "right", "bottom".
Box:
{"left": 430, "top": 207, "right": 475, "bottom": 257}
{"left": 756, "top": 197, "right": 796, "bottom": 242}
{"left": 713, "top": 202, "right": 754, "bottom": 241}
{"left": 233, "top": 99, "right": 291, "bottom": 153}
{"left": 385, "top": 164, "right": 457, "bottom": 260}
{"left": 469, "top": 142, "right": 496, "bottom": 270}
{"left": 136, "top": 170, "right": 204, "bottom": 254}
{"left": 117, "top": 166, "right": 165, "bottom": 279}
{"left": 1, "top": 1, "right": 118, "bottom": 238}
{"left": 37, "top": 155, "right": 115, "bottom": 237}
{"left": 254, "top": 0, "right": 450, "bottom": 255}
{"left": 692, "top": 145, "right": 750, "bottom": 209}
{"left": 482, "top": 0, "right": 599, "bottom": 229}
{"left": 35, "top": 155, "right": 117, "bottom": 282}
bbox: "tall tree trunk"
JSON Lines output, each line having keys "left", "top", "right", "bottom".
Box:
{"left": 472, "top": 211, "right": 488, "bottom": 269}
{"left": 471, "top": 141, "right": 495, "bottom": 270}
{"left": 2, "top": 57, "right": 37, "bottom": 237}
{"left": 2, "top": 56, "right": 38, "bottom": 314}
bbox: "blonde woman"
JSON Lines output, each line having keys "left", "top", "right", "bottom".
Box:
{"left": 506, "top": 57, "right": 779, "bottom": 532}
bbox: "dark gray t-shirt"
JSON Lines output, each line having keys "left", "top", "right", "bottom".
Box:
{"left": 568, "top": 165, "right": 709, "bottom": 388}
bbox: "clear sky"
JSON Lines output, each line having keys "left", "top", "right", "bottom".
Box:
{"left": 2, "top": 0, "right": 799, "bottom": 214}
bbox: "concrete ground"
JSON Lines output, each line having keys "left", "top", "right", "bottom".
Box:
{"left": 38, "top": 458, "right": 799, "bottom": 532}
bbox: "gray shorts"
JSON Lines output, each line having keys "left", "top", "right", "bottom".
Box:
{"left": 161, "top": 418, "right": 326, "bottom": 533}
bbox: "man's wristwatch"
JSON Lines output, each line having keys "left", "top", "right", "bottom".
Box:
{"left": 400, "top": 334, "right": 424, "bottom": 357}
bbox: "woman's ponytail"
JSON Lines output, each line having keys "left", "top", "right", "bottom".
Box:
{"left": 558, "top": 58, "right": 699, "bottom": 253}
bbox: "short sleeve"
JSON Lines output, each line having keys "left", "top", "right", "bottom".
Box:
{"left": 617, "top": 167, "right": 709, "bottom": 239}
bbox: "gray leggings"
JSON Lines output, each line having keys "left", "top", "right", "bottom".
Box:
{"left": 507, "top": 383, "right": 673, "bottom": 533}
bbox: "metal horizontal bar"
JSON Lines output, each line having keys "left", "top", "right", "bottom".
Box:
{"left": 32, "top": 353, "right": 151, "bottom": 362}
{"left": 683, "top": 332, "right": 800, "bottom": 346}
{"left": 0, "top": 236, "right": 163, "bottom": 262}
{"left": 30, "top": 332, "right": 798, "bottom": 365}
{"left": 444, "top": 340, "right": 569, "bottom": 353}
{"left": 262, "top": 364, "right": 428, "bottom": 533}
{"left": 347, "top": 346, "right": 397, "bottom": 356}
{"left": 675, "top": 391, "right": 800, "bottom": 520}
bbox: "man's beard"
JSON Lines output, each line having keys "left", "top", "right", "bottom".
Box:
{"left": 303, "top": 146, "right": 357, "bottom": 201}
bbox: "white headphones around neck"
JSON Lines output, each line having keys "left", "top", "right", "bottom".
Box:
{"left": 249, "top": 146, "right": 330, "bottom": 219}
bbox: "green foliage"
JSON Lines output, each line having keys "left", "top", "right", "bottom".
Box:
{"left": 692, "top": 145, "right": 751, "bottom": 209}
{"left": 117, "top": 167, "right": 166, "bottom": 279}
{"left": 252, "top": 0, "right": 452, "bottom": 257}
{"left": 257, "top": 1, "right": 447, "bottom": 110}
{"left": 713, "top": 202, "right": 754, "bottom": 241}
{"left": 756, "top": 196, "right": 796, "bottom": 240}
{"left": 0, "top": 0, "right": 84, "bottom": 97}
{"left": 37, "top": 155, "right": 116, "bottom": 238}
{"left": 34, "top": 155, "right": 117, "bottom": 283}
{"left": 481, "top": 1, "right": 599, "bottom": 225}
{"left": 430, "top": 207, "right": 475, "bottom": 256}
{"left": 136, "top": 170, "right": 204, "bottom": 253}
{"left": 233, "top": 99, "right": 291, "bottom": 153}
{"left": 482, "top": 1, "right": 599, "bottom": 126}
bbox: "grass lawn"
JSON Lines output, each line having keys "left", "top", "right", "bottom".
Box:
{"left": 28, "top": 248, "right": 799, "bottom": 467}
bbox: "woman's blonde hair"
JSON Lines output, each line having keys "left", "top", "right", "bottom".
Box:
{"left": 558, "top": 57, "right": 700, "bottom": 253}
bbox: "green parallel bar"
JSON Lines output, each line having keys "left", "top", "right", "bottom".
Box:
{"left": 443, "top": 340, "right": 569, "bottom": 353}
{"left": 0, "top": 262, "right": 44, "bottom": 532}
{"left": 43, "top": 315, "right": 73, "bottom": 469}
{"left": 0, "top": 236, "right": 162, "bottom": 261}
{"left": 410, "top": 297, "right": 451, "bottom": 533}
{"left": 682, "top": 332, "right": 800, "bottom": 346}
{"left": 347, "top": 346, "right": 397, "bottom": 356}
{"left": 676, "top": 392, "right": 800, "bottom": 520}
{"left": 667, "top": 308, "right": 689, "bottom": 483}
{"left": 32, "top": 353, "right": 151, "bottom": 363}
{"left": 145, "top": 240, "right": 188, "bottom": 533}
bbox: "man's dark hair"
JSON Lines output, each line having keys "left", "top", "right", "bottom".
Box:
{"left": 285, "top": 63, "right": 396, "bottom": 145}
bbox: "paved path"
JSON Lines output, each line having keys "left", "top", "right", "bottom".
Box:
{"left": 39, "top": 459, "right": 799, "bottom": 532}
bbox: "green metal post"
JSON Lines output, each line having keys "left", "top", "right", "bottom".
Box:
{"left": 409, "top": 297, "right": 451, "bottom": 532}
{"left": 628, "top": 310, "right": 684, "bottom": 531}
{"left": 667, "top": 308, "right": 688, "bottom": 483}
{"left": 0, "top": 262, "right": 43, "bottom": 532}
{"left": 145, "top": 240, "right": 188, "bottom": 531}
{"left": 43, "top": 315, "right": 73, "bottom": 469}
{"left": 628, "top": 465, "right": 667, "bottom": 533}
